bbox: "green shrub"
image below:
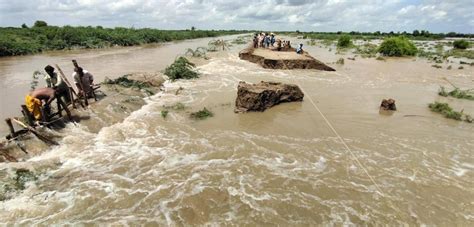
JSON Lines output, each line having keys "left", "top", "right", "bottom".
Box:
{"left": 337, "top": 35, "right": 352, "bottom": 48}
{"left": 379, "top": 37, "right": 417, "bottom": 56}
{"left": 428, "top": 102, "right": 471, "bottom": 122}
{"left": 190, "top": 107, "right": 213, "bottom": 120}
{"left": 164, "top": 57, "right": 199, "bottom": 81}
{"left": 33, "top": 20, "right": 48, "bottom": 27}
{"left": 453, "top": 40, "right": 470, "bottom": 49}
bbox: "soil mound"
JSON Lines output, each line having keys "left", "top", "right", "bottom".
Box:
{"left": 239, "top": 47, "right": 335, "bottom": 71}
{"left": 235, "top": 81, "right": 304, "bottom": 113}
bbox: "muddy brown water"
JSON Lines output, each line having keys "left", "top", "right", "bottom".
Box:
{"left": 0, "top": 36, "right": 473, "bottom": 225}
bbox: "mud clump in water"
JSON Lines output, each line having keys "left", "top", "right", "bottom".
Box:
{"left": 239, "top": 47, "right": 335, "bottom": 71}
{"left": 235, "top": 81, "right": 304, "bottom": 113}
{"left": 380, "top": 98, "right": 397, "bottom": 111}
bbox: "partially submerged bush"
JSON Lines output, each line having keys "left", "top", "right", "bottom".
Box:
{"left": 439, "top": 86, "right": 474, "bottom": 100}
{"left": 337, "top": 35, "right": 352, "bottom": 48}
{"left": 428, "top": 102, "right": 472, "bottom": 122}
{"left": 164, "top": 57, "right": 199, "bottom": 81}
{"left": 432, "top": 64, "right": 442, "bottom": 69}
{"left": 336, "top": 58, "right": 345, "bottom": 64}
{"left": 190, "top": 107, "right": 213, "bottom": 120}
{"left": 208, "top": 39, "right": 229, "bottom": 52}
{"left": 453, "top": 40, "right": 470, "bottom": 49}
{"left": 354, "top": 43, "right": 378, "bottom": 57}
{"left": 103, "top": 75, "right": 151, "bottom": 89}
{"left": 379, "top": 37, "right": 417, "bottom": 56}
{"left": 185, "top": 47, "right": 208, "bottom": 59}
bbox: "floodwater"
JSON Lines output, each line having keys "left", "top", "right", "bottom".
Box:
{"left": 1, "top": 35, "right": 473, "bottom": 225}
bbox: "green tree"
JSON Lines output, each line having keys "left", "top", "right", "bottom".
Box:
{"left": 412, "top": 30, "right": 420, "bottom": 36}
{"left": 21, "top": 23, "right": 28, "bottom": 28}
{"left": 33, "top": 20, "right": 48, "bottom": 27}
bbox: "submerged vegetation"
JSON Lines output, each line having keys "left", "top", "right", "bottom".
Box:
{"left": 379, "top": 37, "right": 417, "bottom": 56}
{"left": 164, "top": 57, "right": 199, "bottom": 81}
{"left": 185, "top": 47, "right": 208, "bottom": 59}
{"left": 439, "top": 86, "right": 474, "bottom": 100}
{"left": 0, "top": 22, "right": 244, "bottom": 56}
{"left": 208, "top": 39, "right": 230, "bottom": 52}
{"left": 190, "top": 107, "right": 214, "bottom": 120}
{"left": 1, "top": 169, "right": 38, "bottom": 201}
{"left": 428, "top": 102, "right": 472, "bottom": 123}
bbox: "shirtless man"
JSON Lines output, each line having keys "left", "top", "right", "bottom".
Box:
{"left": 26, "top": 87, "right": 71, "bottom": 121}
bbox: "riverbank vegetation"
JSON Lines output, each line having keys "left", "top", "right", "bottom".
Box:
{"left": 0, "top": 21, "right": 245, "bottom": 56}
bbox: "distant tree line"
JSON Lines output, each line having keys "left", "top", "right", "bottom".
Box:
{"left": 0, "top": 21, "right": 247, "bottom": 57}
{"left": 291, "top": 30, "right": 474, "bottom": 41}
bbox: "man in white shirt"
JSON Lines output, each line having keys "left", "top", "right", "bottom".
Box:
{"left": 72, "top": 67, "right": 94, "bottom": 97}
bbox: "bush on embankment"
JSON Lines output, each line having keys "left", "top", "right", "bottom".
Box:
{"left": 378, "top": 37, "right": 417, "bottom": 56}
{"left": 0, "top": 24, "right": 245, "bottom": 57}
{"left": 453, "top": 40, "right": 470, "bottom": 49}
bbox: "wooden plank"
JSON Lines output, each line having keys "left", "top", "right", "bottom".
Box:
{"left": 12, "top": 118, "right": 59, "bottom": 146}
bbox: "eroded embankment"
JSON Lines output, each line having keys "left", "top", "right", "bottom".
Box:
{"left": 0, "top": 72, "right": 165, "bottom": 163}
{"left": 239, "top": 47, "right": 335, "bottom": 71}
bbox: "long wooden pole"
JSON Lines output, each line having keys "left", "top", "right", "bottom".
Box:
{"left": 12, "top": 118, "right": 59, "bottom": 146}
{"left": 55, "top": 64, "right": 85, "bottom": 108}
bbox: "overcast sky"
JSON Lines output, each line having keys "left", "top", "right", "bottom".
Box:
{"left": 0, "top": 0, "right": 473, "bottom": 33}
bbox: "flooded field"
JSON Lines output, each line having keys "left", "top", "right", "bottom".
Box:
{"left": 0, "top": 35, "right": 473, "bottom": 225}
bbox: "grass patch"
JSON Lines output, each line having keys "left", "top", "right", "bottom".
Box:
{"left": 164, "top": 57, "right": 199, "bottom": 81}
{"left": 379, "top": 37, "right": 417, "bottom": 56}
{"left": 190, "top": 107, "right": 213, "bottom": 120}
{"left": 306, "top": 39, "right": 317, "bottom": 46}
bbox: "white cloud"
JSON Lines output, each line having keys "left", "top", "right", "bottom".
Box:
{"left": 0, "top": 0, "right": 472, "bottom": 33}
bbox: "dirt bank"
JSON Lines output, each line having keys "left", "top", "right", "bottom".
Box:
{"left": 239, "top": 47, "right": 335, "bottom": 71}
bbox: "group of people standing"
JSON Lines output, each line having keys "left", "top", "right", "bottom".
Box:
{"left": 252, "top": 32, "right": 295, "bottom": 52}
{"left": 254, "top": 33, "right": 276, "bottom": 48}
{"left": 25, "top": 63, "right": 95, "bottom": 121}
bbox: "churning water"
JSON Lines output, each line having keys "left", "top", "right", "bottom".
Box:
{"left": 0, "top": 36, "right": 473, "bottom": 225}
